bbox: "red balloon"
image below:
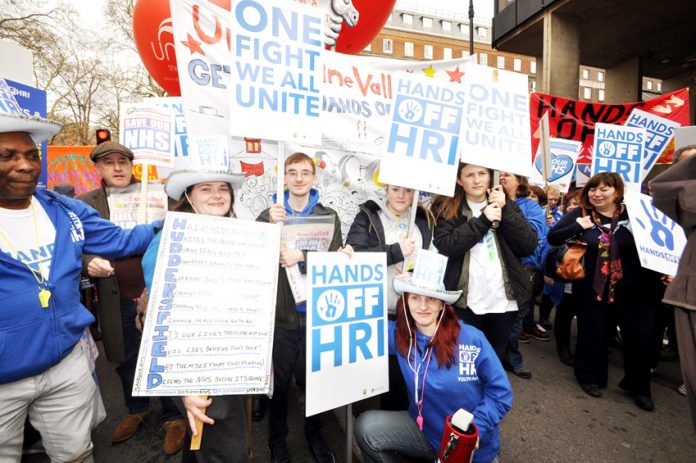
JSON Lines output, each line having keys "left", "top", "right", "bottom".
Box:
{"left": 334, "top": 0, "right": 396, "bottom": 55}
{"left": 132, "top": 0, "right": 181, "bottom": 96}
{"left": 132, "top": 0, "right": 230, "bottom": 96}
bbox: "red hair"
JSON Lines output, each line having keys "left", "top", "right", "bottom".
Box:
{"left": 395, "top": 294, "right": 461, "bottom": 368}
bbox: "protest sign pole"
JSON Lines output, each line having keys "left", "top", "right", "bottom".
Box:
{"left": 539, "top": 112, "right": 552, "bottom": 219}
{"left": 346, "top": 403, "right": 353, "bottom": 463}
{"left": 276, "top": 142, "right": 286, "bottom": 209}
{"left": 138, "top": 163, "right": 149, "bottom": 224}
{"left": 404, "top": 190, "right": 420, "bottom": 271}
{"left": 190, "top": 402, "right": 208, "bottom": 451}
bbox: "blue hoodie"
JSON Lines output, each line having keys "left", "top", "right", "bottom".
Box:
{"left": 389, "top": 321, "right": 513, "bottom": 463}
{"left": 516, "top": 197, "right": 549, "bottom": 271}
{"left": 0, "top": 189, "right": 159, "bottom": 384}
{"left": 274, "top": 188, "right": 321, "bottom": 313}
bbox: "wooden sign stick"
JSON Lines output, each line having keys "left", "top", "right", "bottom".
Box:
{"left": 190, "top": 396, "right": 208, "bottom": 451}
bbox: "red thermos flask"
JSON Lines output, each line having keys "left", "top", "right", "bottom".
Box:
{"left": 438, "top": 414, "right": 478, "bottom": 462}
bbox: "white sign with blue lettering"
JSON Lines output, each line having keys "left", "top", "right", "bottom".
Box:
{"left": 133, "top": 212, "right": 281, "bottom": 396}
{"left": 306, "top": 252, "right": 388, "bottom": 416}
{"left": 120, "top": 101, "right": 175, "bottom": 168}
{"left": 530, "top": 138, "right": 581, "bottom": 193}
{"left": 624, "top": 108, "right": 680, "bottom": 181}
{"left": 459, "top": 64, "right": 532, "bottom": 177}
{"left": 591, "top": 123, "right": 645, "bottom": 190}
{"left": 624, "top": 191, "right": 686, "bottom": 276}
{"left": 189, "top": 134, "right": 229, "bottom": 170}
{"left": 156, "top": 97, "right": 189, "bottom": 163}
{"left": 378, "top": 73, "right": 465, "bottom": 196}
{"left": 230, "top": 0, "right": 323, "bottom": 144}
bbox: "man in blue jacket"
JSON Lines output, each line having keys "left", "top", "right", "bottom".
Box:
{"left": 0, "top": 114, "right": 160, "bottom": 462}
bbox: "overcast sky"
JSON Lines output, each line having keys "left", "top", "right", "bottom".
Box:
{"left": 72, "top": 0, "right": 495, "bottom": 25}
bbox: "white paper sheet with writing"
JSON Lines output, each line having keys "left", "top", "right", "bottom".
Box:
{"left": 282, "top": 215, "right": 335, "bottom": 304}
{"left": 106, "top": 183, "right": 168, "bottom": 229}
{"left": 133, "top": 212, "right": 281, "bottom": 396}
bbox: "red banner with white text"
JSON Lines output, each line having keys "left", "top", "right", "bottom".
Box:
{"left": 530, "top": 88, "right": 690, "bottom": 164}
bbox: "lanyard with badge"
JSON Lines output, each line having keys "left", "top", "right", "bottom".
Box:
{"left": 0, "top": 202, "right": 52, "bottom": 308}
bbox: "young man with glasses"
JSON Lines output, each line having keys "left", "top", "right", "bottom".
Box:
{"left": 257, "top": 152, "right": 344, "bottom": 463}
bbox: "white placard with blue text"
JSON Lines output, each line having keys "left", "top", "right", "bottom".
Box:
{"left": 624, "top": 108, "right": 680, "bottom": 181}
{"left": 378, "top": 72, "right": 465, "bottom": 196}
{"left": 189, "top": 134, "right": 230, "bottom": 170}
{"left": 229, "top": 0, "right": 323, "bottom": 144}
{"left": 624, "top": 191, "right": 686, "bottom": 276}
{"left": 530, "top": 138, "right": 581, "bottom": 193}
{"left": 591, "top": 123, "right": 645, "bottom": 191}
{"left": 132, "top": 212, "right": 281, "bottom": 396}
{"left": 459, "top": 64, "right": 532, "bottom": 177}
{"left": 120, "top": 101, "right": 175, "bottom": 168}
{"left": 306, "top": 252, "right": 388, "bottom": 416}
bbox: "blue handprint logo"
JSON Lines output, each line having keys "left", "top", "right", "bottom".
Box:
{"left": 398, "top": 98, "right": 423, "bottom": 123}
{"left": 635, "top": 198, "right": 676, "bottom": 250}
{"left": 317, "top": 290, "right": 344, "bottom": 322}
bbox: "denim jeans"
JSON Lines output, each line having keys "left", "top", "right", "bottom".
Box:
{"left": 355, "top": 410, "right": 502, "bottom": 463}
{"left": 506, "top": 312, "right": 525, "bottom": 370}
{"left": 116, "top": 299, "right": 181, "bottom": 423}
{"left": 355, "top": 410, "right": 436, "bottom": 463}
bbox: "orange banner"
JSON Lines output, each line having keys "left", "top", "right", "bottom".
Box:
{"left": 47, "top": 146, "right": 100, "bottom": 196}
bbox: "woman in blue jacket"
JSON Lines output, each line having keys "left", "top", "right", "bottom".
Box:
{"left": 141, "top": 168, "right": 250, "bottom": 463}
{"left": 355, "top": 271, "right": 513, "bottom": 463}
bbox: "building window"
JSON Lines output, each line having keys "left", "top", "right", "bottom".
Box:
{"left": 497, "top": 56, "right": 505, "bottom": 69}
{"left": 657, "top": 81, "right": 662, "bottom": 92}
{"left": 513, "top": 58, "right": 522, "bottom": 72}
{"left": 598, "top": 89, "right": 605, "bottom": 101}
{"left": 424, "top": 45, "right": 433, "bottom": 60}
{"left": 383, "top": 39, "right": 392, "bottom": 54}
{"left": 422, "top": 17, "right": 433, "bottom": 28}
{"left": 583, "top": 87, "right": 592, "bottom": 99}
{"left": 443, "top": 47, "right": 452, "bottom": 60}
{"left": 479, "top": 53, "right": 488, "bottom": 66}
{"left": 477, "top": 26, "right": 487, "bottom": 38}
{"left": 402, "top": 14, "right": 413, "bottom": 25}
{"left": 530, "top": 80, "right": 537, "bottom": 92}
{"left": 646, "top": 80, "right": 653, "bottom": 90}
{"left": 404, "top": 42, "right": 414, "bottom": 57}
{"left": 460, "top": 24, "right": 467, "bottom": 34}
{"left": 582, "top": 68, "right": 590, "bottom": 80}
{"left": 530, "top": 60, "right": 537, "bottom": 74}
{"left": 442, "top": 20, "right": 452, "bottom": 31}
{"left": 597, "top": 71, "right": 604, "bottom": 82}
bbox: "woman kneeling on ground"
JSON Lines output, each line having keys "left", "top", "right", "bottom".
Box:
{"left": 355, "top": 268, "right": 513, "bottom": 463}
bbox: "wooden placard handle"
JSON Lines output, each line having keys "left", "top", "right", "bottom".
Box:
{"left": 189, "top": 395, "right": 208, "bottom": 451}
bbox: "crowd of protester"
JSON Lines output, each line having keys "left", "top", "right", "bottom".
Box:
{"left": 1, "top": 109, "right": 694, "bottom": 463}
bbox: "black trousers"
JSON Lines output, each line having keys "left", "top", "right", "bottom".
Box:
{"left": 456, "top": 307, "right": 517, "bottom": 363}
{"left": 554, "top": 292, "right": 578, "bottom": 352}
{"left": 574, "top": 282, "right": 655, "bottom": 396}
{"left": 179, "top": 396, "right": 250, "bottom": 463}
{"left": 268, "top": 313, "right": 325, "bottom": 446}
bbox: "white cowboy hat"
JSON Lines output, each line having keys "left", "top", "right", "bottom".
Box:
{"left": 0, "top": 112, "right": 62, "bottom": 143}
{"left": 165, "top": 169, "right": 245, "bottom": 200}
{"left": 393, "top": 272, "right": 463, "bottom": 305}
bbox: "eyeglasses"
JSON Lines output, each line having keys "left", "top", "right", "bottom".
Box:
{"left": 286, "top": 170, "right": 314, "bottom": 179}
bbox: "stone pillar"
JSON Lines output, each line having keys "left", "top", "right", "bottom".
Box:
{"left": 604, "top": 58, "right": 640, "bottom": 103}
{"left": 539, "top": 11, "right": 579, "bottom": 99}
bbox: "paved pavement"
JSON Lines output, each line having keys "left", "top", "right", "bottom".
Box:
{"left": 23, "top": 319, "right": 696, "bottom": 463}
